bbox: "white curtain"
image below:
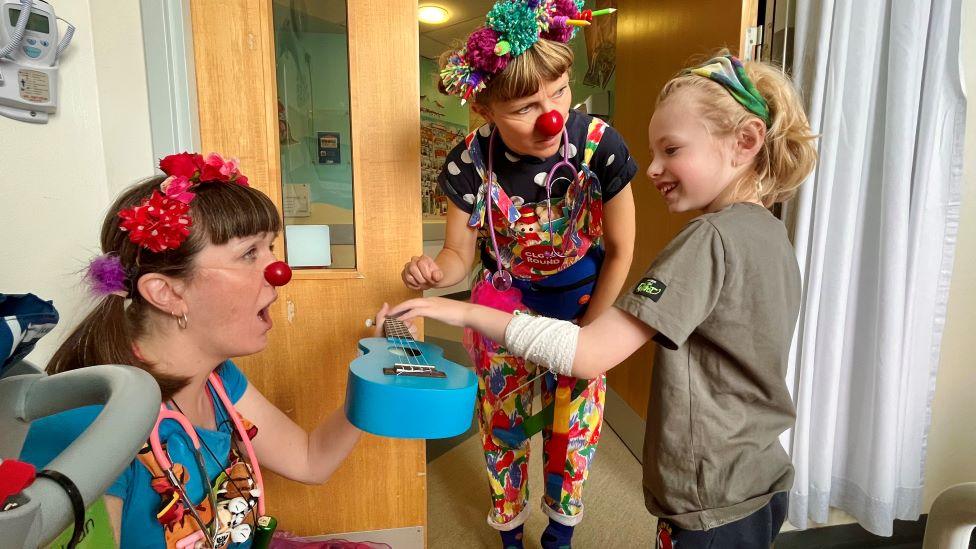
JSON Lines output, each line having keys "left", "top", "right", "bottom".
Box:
{"left": 784, "top": 0, "right": 966, "bottom": 536}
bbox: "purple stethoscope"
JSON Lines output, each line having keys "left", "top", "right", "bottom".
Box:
{"left": 484, "top": 110, "right": 579, "bottom": 291}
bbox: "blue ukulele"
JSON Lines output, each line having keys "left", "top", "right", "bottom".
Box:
{"left": 345, "top": 317, "right": 477, "bottom": 439}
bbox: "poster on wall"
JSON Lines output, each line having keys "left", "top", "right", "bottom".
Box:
{"left": 583, "top": 0, "right": 617, "bottom": 88}
{"left": 420, "top": 119, "right": 466, "bottom": 216}
{"left": 317, "top": 131, "right": 341, "bottom": 164}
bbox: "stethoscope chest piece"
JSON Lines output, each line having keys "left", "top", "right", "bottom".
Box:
{"left": 490, "top": 269, "right": 513, "bottom": 292}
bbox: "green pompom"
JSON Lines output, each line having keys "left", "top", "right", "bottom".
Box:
{"left": 486, "top": 1, "right": 542, "bottom": 57}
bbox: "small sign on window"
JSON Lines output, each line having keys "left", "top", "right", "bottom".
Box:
{"left": 318, "top": 131, "right": 340, "bottom": 164}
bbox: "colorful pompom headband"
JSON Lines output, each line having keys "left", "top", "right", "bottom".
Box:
{"left": 687, "top": 55, "right": 771, "bottom": 127}
{"left": 441, "top": 0, "right": 617, "bottom": 104}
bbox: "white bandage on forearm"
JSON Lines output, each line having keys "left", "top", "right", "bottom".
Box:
{"left": 504, "top": 313, "right": 580, "bottom": 377}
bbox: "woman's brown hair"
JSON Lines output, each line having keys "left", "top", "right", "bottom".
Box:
{"left": 47, "top": 177, "right": 281, "bottom": 399}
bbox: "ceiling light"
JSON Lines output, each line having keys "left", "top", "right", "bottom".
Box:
{"left": 418, "top": 5, "right": 450, "bottom": 24}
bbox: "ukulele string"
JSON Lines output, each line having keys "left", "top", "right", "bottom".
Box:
{"left": 384, "top": 318, "right": 424, "bottom": 368}
{"left": 389, "top": 318, "right": 432, "bottom": 368}
{"left": 399, "top": 320, "right": 431, "bottom": 368}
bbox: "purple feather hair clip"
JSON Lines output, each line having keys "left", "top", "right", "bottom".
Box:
{"left": 86, "top": 254, "right": 129, "bottom": 298}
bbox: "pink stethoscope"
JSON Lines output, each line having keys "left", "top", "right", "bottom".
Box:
{"left": 149, "top": 260, "right": 291, "bottom": 547}
{"left": 485, "top": 110, "right": 576, "bottom": 291}
{"left": 151, "top": 374, "right": 265, "bottom": 547}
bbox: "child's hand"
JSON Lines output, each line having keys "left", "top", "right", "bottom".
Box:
{"left": 388, "top": 297, "right": 471, "bottom": 328}
{"left": 401, "top": 255, "right": 444, "bottom": 290}
{"left": 373, "top": 302, "right": 419, "bottom": 338}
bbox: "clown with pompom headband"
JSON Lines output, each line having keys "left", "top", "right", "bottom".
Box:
{"left": 403, "top": 1, "right": 637, "bottom": 546}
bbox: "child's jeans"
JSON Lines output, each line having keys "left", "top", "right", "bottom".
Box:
{"left": 655, "top": 492, "right": 789, "bottom": 549}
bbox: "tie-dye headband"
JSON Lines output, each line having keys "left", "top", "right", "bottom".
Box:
{"left": 687, "top": 55, "right": 770, "bottom": 127}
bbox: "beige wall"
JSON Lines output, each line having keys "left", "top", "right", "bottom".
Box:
{"left": 922, "top": 0, "right": 976, "bottom": 510}
{"left": 0, "top": 1, "right": 153, "bottom": 363}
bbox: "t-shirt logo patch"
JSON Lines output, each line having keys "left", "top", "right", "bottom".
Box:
{"left": 634, "top": 277, "right": 666, "bottom": 302}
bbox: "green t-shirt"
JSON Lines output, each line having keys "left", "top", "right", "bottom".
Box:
{"left": 615, "top": 202, "right": 800, "bottom": 530}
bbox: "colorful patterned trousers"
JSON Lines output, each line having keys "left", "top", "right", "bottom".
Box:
{"left": 465, "top": 281, "right": 605, "bottom": 530}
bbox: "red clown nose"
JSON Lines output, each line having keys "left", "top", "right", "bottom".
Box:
{"left": 535, "top": 110, "right": 564, "bottom": 138}
{"left": 264, "top": 261, "right": 292, "bottom": 286}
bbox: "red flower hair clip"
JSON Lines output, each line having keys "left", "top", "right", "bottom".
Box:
{"left": 118, "top": 152, "right": 249, "bottom": 253}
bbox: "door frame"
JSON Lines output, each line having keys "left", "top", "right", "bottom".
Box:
{"left": 189, "top": 0, "right": 425, "bottom": 536}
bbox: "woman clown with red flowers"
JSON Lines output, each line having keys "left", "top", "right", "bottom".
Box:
{"left": 18, "top": 152, "right": 393, "bottom": 548}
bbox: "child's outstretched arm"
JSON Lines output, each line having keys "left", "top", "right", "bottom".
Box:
{"left": 389, "top": 297, "right": 655, "bottom": 379}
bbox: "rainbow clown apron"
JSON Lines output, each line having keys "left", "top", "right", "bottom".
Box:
{"left": 462, "top": 118, "right": 608, "bottom": 528}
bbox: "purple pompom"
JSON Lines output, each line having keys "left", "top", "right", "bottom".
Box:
{"left": 541, "top": 0, "right": 578, "bottom": 42}
{"left": 466, "top": 27, "right": 510, "bottom": 74}
{"left": 86, "top": 254, "right": 129, "bottom": 297}
{"left": 541, "top": 25, "right": 573, "bottom": 43}
{"left": 549, "top": 0, "right": 579, "bottom": 17}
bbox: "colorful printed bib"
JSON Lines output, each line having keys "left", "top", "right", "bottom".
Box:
{"left": 466, "top": 118, "right": 609, "bottom": 281}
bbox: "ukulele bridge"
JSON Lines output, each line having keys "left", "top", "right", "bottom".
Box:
{"left": 383, "top": 363, "right": 447, "bottom": 378}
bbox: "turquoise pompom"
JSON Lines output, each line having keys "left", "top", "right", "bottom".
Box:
{"left": 486, "top": 1, "right": 542, "bottom": 57}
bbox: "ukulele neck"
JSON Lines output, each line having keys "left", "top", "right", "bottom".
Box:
{"left": 384, "top": 318, "right": 414, "bottom": 341}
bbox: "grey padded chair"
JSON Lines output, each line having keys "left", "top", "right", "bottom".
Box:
{"left": 0, "top": 361, "right": 160, "bottom": 548}
{"left": 923, "top": 482, "right": 976, "bottom": 549}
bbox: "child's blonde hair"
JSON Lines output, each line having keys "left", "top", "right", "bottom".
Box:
{"left": 659, "top": 55, "right": 817, "bottom": 206}
{"left": 439, "top": 39, "right": 574, "bottom": 107}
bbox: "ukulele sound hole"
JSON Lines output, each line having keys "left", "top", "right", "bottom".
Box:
{"left": 387, "top": 346, "right": 421, "bottom": 358}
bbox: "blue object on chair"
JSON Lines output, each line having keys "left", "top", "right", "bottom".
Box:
{"left": 1, "top": 293, "right": 59, "bottom": 377}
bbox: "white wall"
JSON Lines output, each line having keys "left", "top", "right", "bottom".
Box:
{"left": 88, "top": 1, "right": 154, "bottom": 196}
{"left": 0, "top": 1, "right": 153, "bottom": 363}
{"left": 922, "top": 0, "right": 976, "bottom": 509}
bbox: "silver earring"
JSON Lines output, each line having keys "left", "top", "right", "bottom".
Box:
{"left": 172, "top": 311, "right": 188, "bottom": 330}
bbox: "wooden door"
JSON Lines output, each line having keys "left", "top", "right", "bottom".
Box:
{"left": 189, "top": 0, "right": 424, "bottom": 536}
{"left": 609, "top": 0, "right": 759, "bottom": 433}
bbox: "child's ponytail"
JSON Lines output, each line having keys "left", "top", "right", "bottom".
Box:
{"left": 745, "top": 61, "right": 818, "bottom": 205}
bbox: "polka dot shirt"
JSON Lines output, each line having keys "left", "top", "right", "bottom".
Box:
{"left": 438, "top": 110, "right": 638, "bottom": 214}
